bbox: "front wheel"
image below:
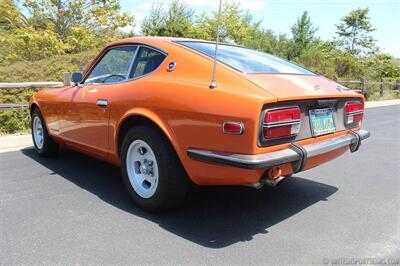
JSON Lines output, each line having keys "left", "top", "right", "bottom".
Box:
{"left": 31, "top": 108, "right": 59, "bottom": 156}
{"left": 120, "top": 125, "right": 188, "bottom": 211}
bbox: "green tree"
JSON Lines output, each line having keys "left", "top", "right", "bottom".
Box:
{"left": 241, "top": 29, "right": 279, "bottom": 54}
{"left": 0, "top": 0, "right": 134, "bottom": 65}
{"left": 142, "top": 0, "right": 194, "bottom": 37}
{"left": 141, "top": 4, "right": 165, "bottom": 36}
{"left": 290, "top": 11, "right": 318, "bottom": 57}
{"left": 335, "top": 8, "right": 376, "bottom": 56}
{"left": 0, "top": 0, "right": 34, "bottom": 65}
{"left": 22, "top": 0, "right": 134, "bottom": 52}
{"left": 23, "top": 0, "right": 134, "bottom": 39}
{"left": 191, "top": 2, "right": 261, "bottom": 44}
{"left": 296, "top": 41, "right": 337, "bottom": 77}
{"left": 363, "top": 54, "right": 400, "bottom": 80}
{"left": 0, "top": 0, "right": 27, "bottom": 31}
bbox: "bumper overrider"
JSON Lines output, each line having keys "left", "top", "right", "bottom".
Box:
{"left": 187, "top": 129, "right": 370, "bottom": 172}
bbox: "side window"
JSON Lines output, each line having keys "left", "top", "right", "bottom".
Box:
{"left": 129, "top": 47, "right": 166, "bottom": 79}
{"left": 84, "top": 46, "right": 137, "bottom": 85}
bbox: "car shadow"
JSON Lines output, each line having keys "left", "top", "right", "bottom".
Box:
{"left": 22, "top": 148, "right": 338, "bottom": 249}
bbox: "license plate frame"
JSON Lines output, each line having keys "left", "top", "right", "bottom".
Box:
{"left": 309, "top": 107, "right": 336, "bottom": 137}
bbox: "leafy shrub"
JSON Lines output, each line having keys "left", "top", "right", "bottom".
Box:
{"left": 0, "top": 109, "right": 30, "bottom": 134}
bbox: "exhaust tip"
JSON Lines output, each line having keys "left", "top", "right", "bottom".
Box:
{"left": 246, "top": 167, "right": 287, "bottom": 189}
{"left": 263, "top": 167, "right": 285, "bottom": 187}
{"left": 267, "top": 167, "right": 282, "bottom": 180}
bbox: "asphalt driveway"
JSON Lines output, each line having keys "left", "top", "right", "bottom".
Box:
{"left": 1, "top": 105, "right": 399, "bottom": 264}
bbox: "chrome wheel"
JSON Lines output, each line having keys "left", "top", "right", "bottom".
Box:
{"left": 33, "top": 116, "right": 44, "bottom": 149}
{"left": 126, "top": 139, "right": 159, "bottom": 199}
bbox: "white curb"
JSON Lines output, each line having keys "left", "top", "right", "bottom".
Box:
{"left": 365, "top": 99, "right": 400, "bottom": 109}
{"left": 0, "top": 134, "right": 32, "bottom": 153}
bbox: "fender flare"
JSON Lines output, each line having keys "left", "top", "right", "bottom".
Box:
{"left": 29, "top": 99, "right": 51, "bottom": 133}
{"left": 116, "top": 108, "right": 183, "bottom": 160}
{"left": 29, "top": 96, "right": 40, "bottom": 113}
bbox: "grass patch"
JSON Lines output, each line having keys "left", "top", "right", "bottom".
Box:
{"left": 366, "top": 90, "right": 400, "bottom": 101}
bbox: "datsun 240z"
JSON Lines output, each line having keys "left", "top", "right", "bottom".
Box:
{"left": 30, "top": 37, "right": 370, "bottom": 211}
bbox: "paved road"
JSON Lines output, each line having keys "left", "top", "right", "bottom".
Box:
{"left": 1, "top": 105, "right": 399, "bottom": 265}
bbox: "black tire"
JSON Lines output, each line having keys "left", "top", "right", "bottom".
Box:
{"left": 120, "top": 125, "right": 189, "bottom": 211}
{"left": 31, "top": 108, "right": 59, "bottom": 156}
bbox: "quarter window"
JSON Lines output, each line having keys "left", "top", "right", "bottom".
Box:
{"left": 129, "top": 47, "right": 166, "bottom": 79}
{"left": 84, "top": 46, "right": 138, "bottom": 85}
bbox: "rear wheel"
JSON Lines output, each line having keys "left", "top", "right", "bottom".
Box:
{"left": 121, "top": 125, "right": 188, "bottom": 211}
{"left": 31, "top": 108, "right": 59, "bottom": 156}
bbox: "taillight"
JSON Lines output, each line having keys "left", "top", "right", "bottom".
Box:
{"left": 345, "top": 101, "right": 364, "bottom": 126}
{"left": 263, "top": 107, "right": 301, "bottom": 139}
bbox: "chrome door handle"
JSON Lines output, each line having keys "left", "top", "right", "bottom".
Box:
{"left": 96, "top": 99, "right": 108, "bottom": 107}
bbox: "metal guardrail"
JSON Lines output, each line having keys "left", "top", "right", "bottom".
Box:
{"left": 0, "top": 82, "right": 63, "bottom": 89}
{"left": 0, "top": 103, "right": 29, "bottom": 110}
{"left": 0, "top": 73, "right": 70, "bottom": 110}
{"left": 0, "top": 81, "right": 65, "bottom": 110}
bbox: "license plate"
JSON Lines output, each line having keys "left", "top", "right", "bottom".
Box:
{"left": 309, "top": 108, "right": 336, "bottom": 136}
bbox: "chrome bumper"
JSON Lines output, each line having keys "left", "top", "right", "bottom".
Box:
{"left": 187, "top": 129, "right": 370, "bottom": 171}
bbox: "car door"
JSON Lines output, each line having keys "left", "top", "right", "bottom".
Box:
{"left": 60, "top": 45, "right": 138, "bottom": 155}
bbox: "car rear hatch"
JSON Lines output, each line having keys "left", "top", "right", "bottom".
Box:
{"left": 244, "top": 73, "right": 356, "bottom": 100}
{"left": 244, "top": 74, "right": 364, "bottom": 147}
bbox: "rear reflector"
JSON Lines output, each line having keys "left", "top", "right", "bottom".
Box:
{"left": 263, "top": 107, "right": 301, "bottom": 139}
{"left": 223, "top": 122, "right": 244, "bottom": 134}
{"left": 345, "top": 101, "right": 364, "bottom": 126}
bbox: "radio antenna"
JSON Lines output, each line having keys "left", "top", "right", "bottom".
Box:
{"left": 209, "top": 0, "right": 222, "bottom": 89}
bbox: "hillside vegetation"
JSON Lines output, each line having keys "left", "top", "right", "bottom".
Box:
{"left": 0, "top": 50, "right": 98, "bottom": 83}
{"left": 0, "top": 51, "right": 98, "bottom": 134}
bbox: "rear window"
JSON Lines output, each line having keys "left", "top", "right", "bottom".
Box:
{"left": 178, "top": 41, "right": 316, "bottom": 75}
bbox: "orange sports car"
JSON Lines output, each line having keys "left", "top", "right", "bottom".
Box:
{"left": 30, "top": 37, "right": 370, "bottom": 211}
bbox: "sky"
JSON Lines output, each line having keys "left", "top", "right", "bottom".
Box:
{"left": 119, "top": 0, "right": 400, "bottom": 57}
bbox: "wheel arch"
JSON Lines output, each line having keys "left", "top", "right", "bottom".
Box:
{"left": 116, "top": 109, "right": 182, "bottom": 161}
{"left": 29, "top": 101, "right": 54, "bottom": 138}
{"left": 30, "top": 102, "right": 40, "bottom": 114}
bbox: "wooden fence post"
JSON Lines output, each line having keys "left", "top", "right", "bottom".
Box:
{"left": 380, "top": 78, "right": 384, "bottom": 96}
{"left": 63, "top": 72, "right": 71, "bottom": 86}
{"left": 361, "top": 77, "right": 365, "bottom": 94}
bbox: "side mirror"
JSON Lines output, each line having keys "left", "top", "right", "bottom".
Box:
{"left": 71, "top": 72, "right": 83, "bottom": 84}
